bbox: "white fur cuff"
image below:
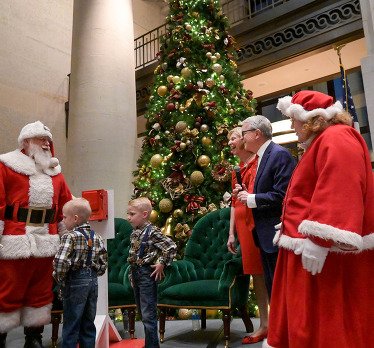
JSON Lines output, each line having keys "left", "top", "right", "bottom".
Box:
{"left": 262, "top": 338, "right": 277, "bottom": 348}
{"left": 299, "top": 220, "right": 363, "bottom": 251}
{"left": 0, "top": 310, "right": 21, "bottom": 333}
{"left": 20, "top": 303, "right": 52, "bottom": 327}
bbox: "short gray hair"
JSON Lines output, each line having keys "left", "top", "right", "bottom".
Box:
{"left": 242, "top": 115, "right": 272, "bottom": 140}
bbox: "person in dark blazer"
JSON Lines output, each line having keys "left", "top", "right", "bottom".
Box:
{"left": 236, "top": 115, "right": 296, "bottom": 300}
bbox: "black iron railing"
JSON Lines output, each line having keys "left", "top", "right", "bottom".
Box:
{"left": 134, "top": 0, "right": 289, "bottom": 70}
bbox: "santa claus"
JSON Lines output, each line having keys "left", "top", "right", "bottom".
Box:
{"left": 0, "top": 121, "right": 72, "bottom": 348}
{"left": 263, "top": 91, "right": 374, "bottom": 348}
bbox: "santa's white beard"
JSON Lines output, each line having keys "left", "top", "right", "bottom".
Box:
{"left": 29, "top": 141, "right": 52, "bottom": 169}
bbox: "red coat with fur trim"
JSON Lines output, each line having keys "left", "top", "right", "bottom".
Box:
{"left": 275, "top": 124, "right": 374, "bottom": 252}
{"left": 0, "top": 149, "right": 72, "bottom": 259}
{"left": 268, "top": 124, "right": 374, "bottom": 348}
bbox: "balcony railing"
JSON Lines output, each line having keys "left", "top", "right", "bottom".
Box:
{"left": 134, "top": 0, "right": 289, "bottom": 70}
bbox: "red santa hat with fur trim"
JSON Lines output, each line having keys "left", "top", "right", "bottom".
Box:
{"left": 277, "top": 90, "right": 343, "bottom": 121}
{"left": 18, "top": 120, "right": 59, "bottom": 167}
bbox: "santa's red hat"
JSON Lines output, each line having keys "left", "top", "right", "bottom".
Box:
{"left": 277, "top": 90, "right": 343, "bottom": 122}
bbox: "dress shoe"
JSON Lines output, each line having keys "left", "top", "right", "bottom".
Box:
{"left": 242, "top": 331, "right": 268, "bottom": 344}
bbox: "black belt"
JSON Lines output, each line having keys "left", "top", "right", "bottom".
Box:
{"left": 4, "top": 205, "right": 56, "bottom": 226}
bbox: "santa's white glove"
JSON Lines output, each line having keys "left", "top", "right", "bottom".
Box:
{"left": 302, "top": 238, "right": 329, "bottom": 275}
{"left": 274, "top": 222, "right": 282, "bottom": 232}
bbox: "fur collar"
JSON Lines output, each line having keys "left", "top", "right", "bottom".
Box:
{"left": 0, "top": 149, "right": 61, "bottom": 176}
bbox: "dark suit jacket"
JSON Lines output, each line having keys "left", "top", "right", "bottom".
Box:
{"left": 252, "top": 141, "right": 296, "bottom": 253}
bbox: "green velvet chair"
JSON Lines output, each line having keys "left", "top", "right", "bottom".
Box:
{"left": 107, "top": 217, "right": 137, "bottom": 338}
{"left": 158, "top": 208, "right": 253, "bottom": 348}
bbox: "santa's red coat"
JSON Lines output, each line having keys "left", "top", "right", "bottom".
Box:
{"left": 0, "top": 149, "right": 72, "bottom": 331}
{"left": 268, "top": 125, "right": 374, "bottom": 348}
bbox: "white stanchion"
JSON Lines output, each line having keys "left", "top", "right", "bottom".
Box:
{"left": 86, "top": 189, "right": 122, "bottom": 348}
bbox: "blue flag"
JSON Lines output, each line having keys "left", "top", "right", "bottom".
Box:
{"left": 340, "top": 65, "right": 360, "bottom": 133}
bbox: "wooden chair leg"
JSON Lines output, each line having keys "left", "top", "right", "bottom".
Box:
{"left": 238, "top": 305, "right": 254, "bottom": 333}
{"left": 200, "top": 309, "right": 206, "bottom": 329}
{"left": 222, "top": 309, "right": 231, "bottom": 348}
{"left": 159, "top": 307, "right": 166, "bottom": 343}
{"left": 128, "top": 307, "right": 136, "bottom": 339}
{"left": 51, "top": 312, "right": 62, "bottom": 348}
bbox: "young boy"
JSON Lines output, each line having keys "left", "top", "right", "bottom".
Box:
{"left": 53, "top": 198, "right": 108, "bottom": 348}
{"left": 127, "top": 197, "right": 177, "bottom": 348}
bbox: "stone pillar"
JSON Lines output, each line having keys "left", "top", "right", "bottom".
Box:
{"left": 67, "top": 0, "right": 137, "bottom": 216}
{"left": 360, "top": 0, "right": 374, "bottom": 157}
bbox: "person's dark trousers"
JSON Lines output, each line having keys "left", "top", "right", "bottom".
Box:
{"left": 259, "top": 249, "right": 278, "bottom": 302}
{"left": 0, "top": 332, "right": 6, "bottom": 348}
{"left": 132, "top": 265, "right": 160, "bottom": 348}
{"left": 61, "top": 268, "right": 98, "bottom": 348}
{"left": 24, "top": 326, "right": 45, "bottom": 348}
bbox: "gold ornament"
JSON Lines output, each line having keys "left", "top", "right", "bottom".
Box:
{"left": 178, "top": 308, "right": 192, "bottom": 320}
{"left": 197, "top": 155, "right": 210, "bottom": 167}
{"left": 200, "top": 124, "right": 209, "bottom": 132}
{"left": 154, "top": 65, "right": 160, "bottom": 74}
{"left": 163, "top": 216, "right": 173, "bottom": 237}
{"left": 201, "top": 136, "right": 212, "bottom": 146}
{"left": 219, "top": 75, "right": 225, "bottom": 81}
{"left": 185, "top": 23, "right": 192, "bottom": 31}
{"left": 173, "top": 209, "right": 184, "bottom": 218}
{"left": 174, "top": 223, "right": 190, "bottom": 239}
{"left": 163, "top": 153, "right": 173, "bottom": 162}
{"left": 167, "top": 75, "right": 174, "bottom": 83}
{"left": 190, "top": 171, "right": 204, "bottom": 185}
{"left": 179, "top": 106, "right": 185, "bottom": 112}
{"left": 159, "top": 198, "right": 173, "bottom": 213}
{"left": 212, "top": 63, "right": 222, "bottom": 73}
{"left": 181, "top": 67, "right": 192, "bottom": 78}
{"left": 175, "top": 121, "right": 187, "bottom": 132}
{"left": 150, "top": 154, "right": 163, "bottom": 168}
{"left": 179, "top": 142, "right": 186, "bottom": 150}
{"left": 230, "top": 60, "right": 238, "bottom": 68}
{"left": 149, "top": 210, "right": 159, "bottom": 223}
{"left": 211, "top": 55, "right": 217, "bottom": 63}
{"left": 206, "top": 52, "right": 212, "bottom": 58}
{"left": 205, "top": 78, "right": 215, "bottom": 88}
{"left": 157, "top": 86, "right": 168, "bottom": 97}
{"left": 172, "top": 76, "right": 181, "bottom": 84}
{"left": 229, "top": 108, "right": 235, "bottom": 114}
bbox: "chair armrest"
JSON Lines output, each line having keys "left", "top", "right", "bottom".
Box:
{"left": 158, "top": 259, "right": 198, "bottom": 293}
{"left": 218, "top": 258, "right": 244, "bottom": 293}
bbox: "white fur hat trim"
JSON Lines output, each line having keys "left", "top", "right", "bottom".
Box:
{"left": 18, "top": 121, "right": 53, "bottom": 146}
{"left": 277, "top": 96, "right": 343, "bottom": 122}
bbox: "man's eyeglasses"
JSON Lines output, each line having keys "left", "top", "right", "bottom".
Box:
{"left": 241, "top": 128, "right": 256, "bottom": 136}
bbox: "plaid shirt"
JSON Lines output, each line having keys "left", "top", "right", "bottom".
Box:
{"left": 127, "top": 222, "right": 177, "bottom": 281}
{"left": 53, "top": 222, "right": 108, "bottom": 284}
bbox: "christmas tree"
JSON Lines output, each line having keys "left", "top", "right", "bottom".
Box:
{"left": 133, "top": 0, "right": 256, "bottom": 258}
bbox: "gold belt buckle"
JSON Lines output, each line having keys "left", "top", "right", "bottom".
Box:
{"left": 26, "top": 206, "right": 47, "bottom": 227}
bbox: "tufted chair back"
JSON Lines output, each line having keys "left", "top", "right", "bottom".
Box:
{"left": 184, "top": 207, "right": 240, "bottom": 280}
{"left": 107, "top": 217, "right": 135, "bottom": 307}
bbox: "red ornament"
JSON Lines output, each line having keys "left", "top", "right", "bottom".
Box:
{"left": 167, "top": 103, "right": 175, "bottom": 112}
{"left": 168, "top": 83, "right": 174, "bottom": 89}
{"left": 186, "top": 83, "right": 194, "bottom": 90}
{"left": 196, "top": 117, "right": 202, "bottom": 122}
{"left": 159, "top": 69, "right": 164, "bottom": 74}
{"left": 194, "top": 122, "right": 201, "bottom": 128}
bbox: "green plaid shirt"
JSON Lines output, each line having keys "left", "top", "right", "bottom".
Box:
{"left": 53, "top": 222, "right": 108, "bottom": 284}
{"left": 127, "top": 222, "right": 177, "bottom": 281}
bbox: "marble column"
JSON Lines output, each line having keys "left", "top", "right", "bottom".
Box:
{"left": 360, "top": 0, "right": 374, "bottom": 157}
{"left": 67, "top": 0, "right": 137, "bottom": 216}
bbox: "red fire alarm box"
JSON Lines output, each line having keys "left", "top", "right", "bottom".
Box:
{"left": 82, "top": 189, "right": 108, "bottom": 221}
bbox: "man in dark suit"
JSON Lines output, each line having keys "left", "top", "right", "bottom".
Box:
{"left": 236, "top": 115, "right": 296, "bottom": 300}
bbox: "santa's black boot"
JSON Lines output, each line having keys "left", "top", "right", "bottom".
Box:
{"left": 24, "top": 326, "right": 45, "bottom": 348}
{"left": 0, "top": 332, "right": 7, "bottom": 348}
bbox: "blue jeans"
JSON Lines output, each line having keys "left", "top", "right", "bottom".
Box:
{"left": 61, "top": 268, "right": 98, "bottom": 348}
{"left": 132, "top": 265, "right": 160, "bottom": 348}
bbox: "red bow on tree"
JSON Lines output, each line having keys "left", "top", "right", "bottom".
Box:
{"left": 168, "top": 163, "right": 185, "bottom": 184}
{"left": 184, "top": 194, "right": 205, "bottom": 215}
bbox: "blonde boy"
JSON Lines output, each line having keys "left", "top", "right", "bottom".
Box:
{"left": 53, "top": 198, "right": 108, "bottom": 348}
{"left": 127, "top": 197, "right": 176, "bottom": 348}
